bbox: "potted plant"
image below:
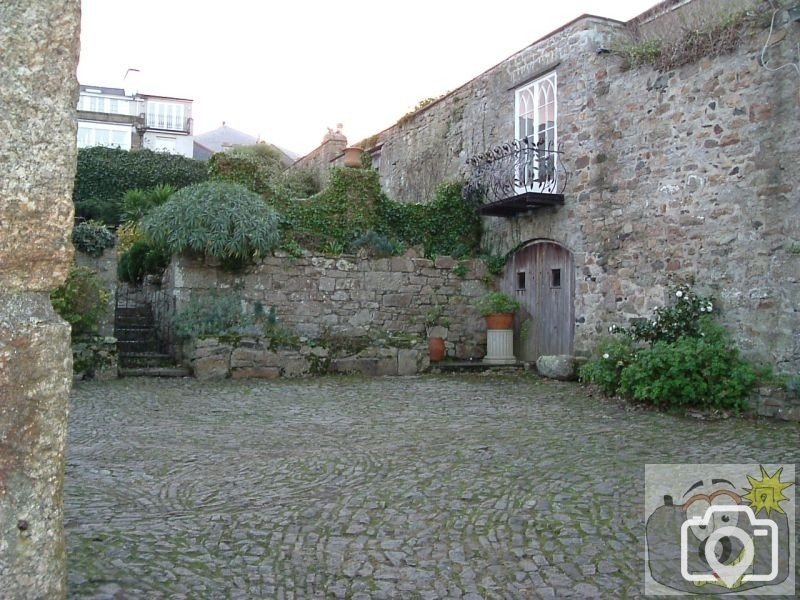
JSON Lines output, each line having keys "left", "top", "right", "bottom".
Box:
{"left": 423, "top": 303, "right": 450, "bottom": 362}
{"left": 474, "top": 291, "right": 521, "bottom": 329}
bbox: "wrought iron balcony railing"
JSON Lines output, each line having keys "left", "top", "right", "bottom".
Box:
{"left": 463, "top": 137, "right": 568, "bottom": 216}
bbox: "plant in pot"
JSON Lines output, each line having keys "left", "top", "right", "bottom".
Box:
{"left": 475, "top": 291, "right": 521, "bottom": 329}
{"left": 423, "top": 303, "right": 450, "bottom": 362}
{"left": 475, "top": 291, "right": 521, "bottom": 365}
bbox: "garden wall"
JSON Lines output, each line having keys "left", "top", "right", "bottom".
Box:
{"left": 157, "top": 251, "right": 492, "bottom": 370}
{"left": 297, "top": 0, "right": 799, "bottom": 373}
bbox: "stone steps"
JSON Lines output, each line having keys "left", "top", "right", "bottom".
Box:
{"left": 119, "top": 366, "right": 192, "bottom": 378}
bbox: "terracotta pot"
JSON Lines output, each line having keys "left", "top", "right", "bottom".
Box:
{"left": 342, "top": 146, "right": 364, "bottom": 168}
{"left": 485, "top": 313, "right": 514, "bottom": 330}
{"left": 428, "top": 336, "right": 445, "bottom": 362}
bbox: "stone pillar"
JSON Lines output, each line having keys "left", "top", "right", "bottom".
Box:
{"left": 483, "top": 330, "right": 516, "bottom": 365}
{"left": 0, "top": 2, "right": 81, "bottom": 598}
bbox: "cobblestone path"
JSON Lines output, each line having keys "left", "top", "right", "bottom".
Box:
{"left": 66, "top": 375, "right": 798, "bottom": 599}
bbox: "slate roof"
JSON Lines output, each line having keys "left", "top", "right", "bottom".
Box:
{"left": 193, "top": 123, "right": 298, "bottom": 163}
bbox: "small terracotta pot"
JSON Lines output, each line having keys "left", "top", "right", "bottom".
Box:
{"left": 485, "top": 313, "right": 514, "bottom": 330}
{"left": 342, "top": 146, "right": 363, "bottom": 168}
{"left": 428, "top": 336, "right": 445, "bottom": 362}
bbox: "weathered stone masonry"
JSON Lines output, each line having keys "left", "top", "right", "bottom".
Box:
{"left": 296, "top": 0, "right": 800, "bottom": 373}
{"left": 0, "top": 1, "right": 81, "bottom": 598}
{"left": 155, "top": 252, "right": 491, "bottom": 373}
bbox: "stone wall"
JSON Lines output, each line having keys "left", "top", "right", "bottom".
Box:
{"left": 0, "top": 1, "right": 80, "bottom": 598}
{"left": 339, "top": 0, "right": 799, "bottom": 373}
{"left": 289, "top": 130, "right": 347, "bottom": 187}
{"left": 159, "top": 251, "right": 491, "bottom": 362}
{"left": 75, "top": 245, "right": 117, "bottom": 337}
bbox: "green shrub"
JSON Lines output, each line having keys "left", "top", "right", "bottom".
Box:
{"left": 117, "top": 239, "right": 170, "bottom": 283}
{"left": 281, "top": 169, "right": 319, "bottom": 199}
{"left": 579, "top": 336, "right": 636, "bottom": 396}
{"left": 208, "top": 152, "right": 286, "bottom": 203}
{"left": 348, "top": 230, "right": 404, "bottom": 258}
{"left": 173, "top": 292, "right": 254, "bottom": 338}
{"left": 75, "top": 196, "right": 123, "bottom": 227}
{"left": 74, "top": 147, "right": 207, "bottom": 203}
{"left": 615, "top": 282, "right": 716, "bottom": 345}
{"left": 618, "top": 321, "right": 756, "bottom": 411}
{"left": 120, "top": 184, "right": 176, "bottom": 223}
{"left": 142, "top": 181, "right": 281, "bottom": 270}
{"left": 51, "top": 266, "right": 110, "bottom": 336}
{"left": 72, "top": 220, "right": 116, "bottom": 257}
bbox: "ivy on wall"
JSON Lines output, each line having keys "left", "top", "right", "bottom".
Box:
{"left": 74, "top": 147, "right": 207, "bottom": 205}
{"left": 277, "top": 168, "right": 482, "bottom": 258}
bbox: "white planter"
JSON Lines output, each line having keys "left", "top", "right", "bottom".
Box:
{"left": 483, "top": 329, "right": 515, "bottom": 364}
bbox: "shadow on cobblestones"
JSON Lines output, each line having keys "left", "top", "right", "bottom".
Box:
{"left": 66, "top": 375, "right": 799, "bottom": 599}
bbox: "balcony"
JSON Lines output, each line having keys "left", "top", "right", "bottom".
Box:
{"left": 463, "top": 137, "right": 568, "bottom": 217}
{"left": 140, "top": 114, "right": 192, "bottom": 134}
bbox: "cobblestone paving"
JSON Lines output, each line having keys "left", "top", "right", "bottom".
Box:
{"left": 66, "top": 375, "right": 799, "bottom": 599}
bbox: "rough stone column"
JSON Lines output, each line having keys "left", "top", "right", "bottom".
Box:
{"left": 0, "top": 2, "right": 81, "bottom": 598}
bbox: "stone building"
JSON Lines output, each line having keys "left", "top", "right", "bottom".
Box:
{"left": 294, "top": 0, "right": 800, "bottom": 372}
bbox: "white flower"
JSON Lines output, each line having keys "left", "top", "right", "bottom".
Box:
{"left": 603, "top": 353, "right": 610, "bottom": 359}
{"left": 608, "top": 325, "right": 616, "bottom": 333}
{"left": 676, "top": 290, "right": 683, "bottom": 298}
{"left": 699, "top": 306, "right": 705, "bottom": 312}
{"left": 707, "top": 304, "right": 713, "bottom": 312}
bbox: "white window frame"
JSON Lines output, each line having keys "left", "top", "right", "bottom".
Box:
{"left": 514, "top": 71, "right": 557, "bottom": 193}
{"left": 77, "top": 123, "right": 132, "bottom": 150}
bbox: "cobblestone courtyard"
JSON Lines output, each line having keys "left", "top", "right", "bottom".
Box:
{"left": 66, "top": 375, "right": 798, "bottom": 599}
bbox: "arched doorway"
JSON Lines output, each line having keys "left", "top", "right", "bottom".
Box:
{"left": 503, "top": 240, "right": 575, "bottom": 361}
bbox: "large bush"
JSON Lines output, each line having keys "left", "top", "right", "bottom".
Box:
{"left": 74, "top": 146, "right": 207, "bottom": 208}
{"left": 51, "top": 267, "right": 110, "bottom": 336}
{"left": 142, "top": 181, "right": 280, "bottom": 270}
{"left": 580, "top": 282, "right": 757, "bottom": 412}
{"left": 618, "top": 321, "right": 756, "bottom": 411}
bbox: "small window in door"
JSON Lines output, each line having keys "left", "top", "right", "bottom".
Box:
{"left": 551, "top": 268, "right": 561, "bottom": 288}
{"left": 517, "top": 271, "right": 526, "bottom": 290}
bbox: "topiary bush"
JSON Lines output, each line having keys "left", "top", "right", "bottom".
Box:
{"left": 142, "top": 181, "right": 281, "bottom": 270}
{"left": 117, "top": 239, "right": 171, "bottom": 283}
{"left": 51, "top": 266, "right": 110, "bottom": 336}
{"left": 72, "top": 220, "right": 116, "bottom": 257}
{"left": 347, "top": 230, "right": 404, "bottom": 258}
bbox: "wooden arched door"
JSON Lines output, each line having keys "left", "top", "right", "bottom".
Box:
{"left": 504, "top": 241, "right": 574, "bottom": 361}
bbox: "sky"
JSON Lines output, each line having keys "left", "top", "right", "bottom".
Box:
{"left": 78, "top": 0, "right": 659, "bottom": 156}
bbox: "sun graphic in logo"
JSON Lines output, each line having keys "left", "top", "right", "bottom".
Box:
{"left": 742, "top": 465, "right": 792, "bottom": 516}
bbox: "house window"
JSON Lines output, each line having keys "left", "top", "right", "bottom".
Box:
{"left": 77, "top": 124, "right": 131, "bottom": 150}
{"left": 146, "top": 102, "right": 185, "bottom": 131}
{"left": 515, "top": 72, "right": 557, "bottom": 190}
{"left": 551, "top": 268, "right": 561, "bottom": 288}
{"left": 517, "top": 271, "right": 526, "bottom": 290}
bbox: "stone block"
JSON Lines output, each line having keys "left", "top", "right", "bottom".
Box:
{"left": 230, "top": 347, "right": 264, "bottom": 368}
{"left": 398, "top": 348, "right": 423, "bottom": 375}
{"left": 192, "top": 354, "right": 231, "bottom": 380}
{"left": 536, "top": 355, "right": 583, "bottom": 381}
{"left": 277, "top": 354, "right": 311, "bottom": 378}
{"left": 390, "top": 257, "right": 414, "bottom": 272}
{"left": 231, "top": 367, "right": 280, "bottom": 379}
{"left": 383, "top": 293, "right": 413, "bottom": 308}
{"left": 331, "top": 357, "right": 398, "bottom": 377}
{"left": 434, "top": 256, "right": 456, "bottom": 269}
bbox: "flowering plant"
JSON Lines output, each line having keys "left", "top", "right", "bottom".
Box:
{"left": 611, "top": 283, "right": 715, "bottom": 346}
